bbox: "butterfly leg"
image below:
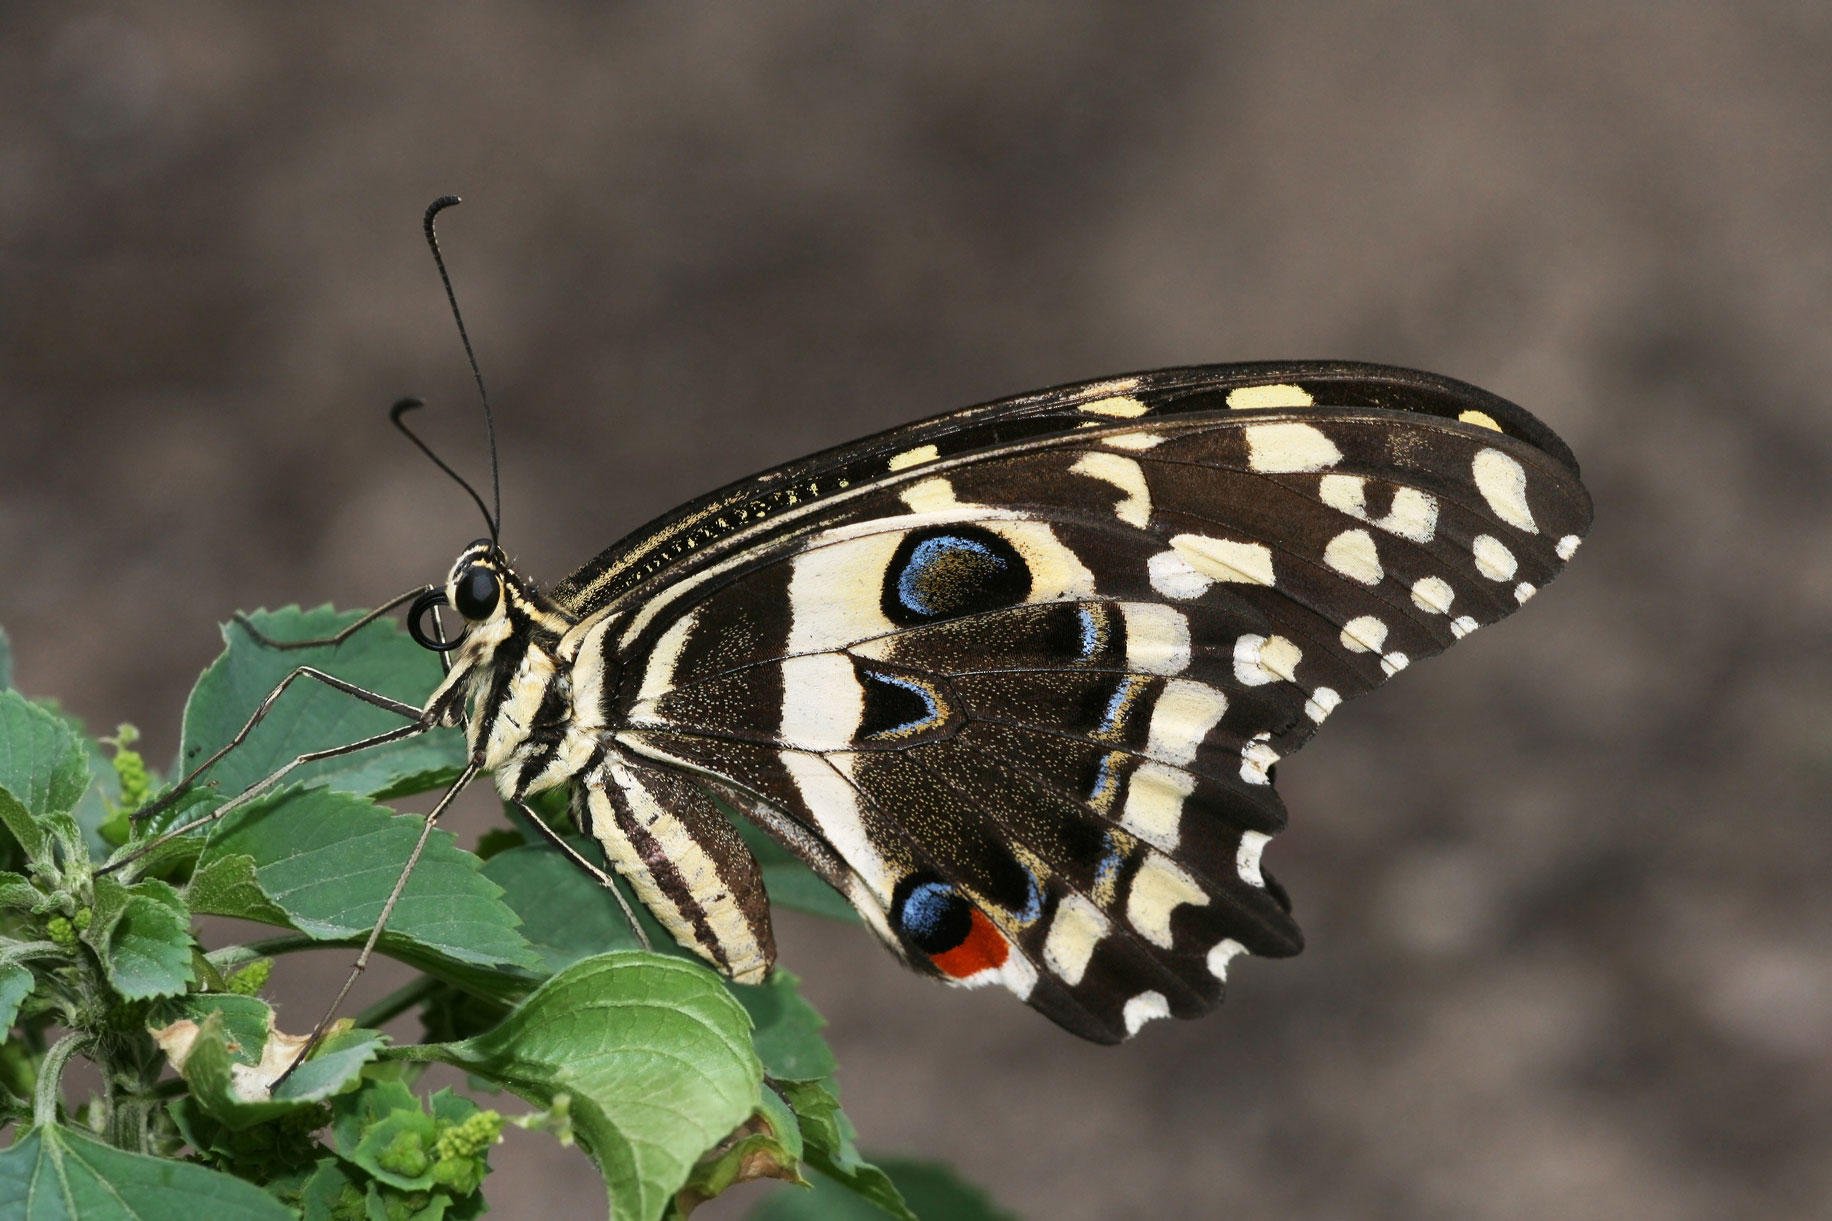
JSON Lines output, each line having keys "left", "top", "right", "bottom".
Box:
{"left": 229, "top": 585, "right": 434, "bottom": 651}
{"left": 511, "top": 799, "right": 652, "bottom": 951}
{"left": 274, "top": 762, "right": 480, "bottom": 1088}
{"left": 131, "top": 666, "right": 427, "bottom": 826}
{"left": 98, "top": 718, "right": 432, "bottom": 875}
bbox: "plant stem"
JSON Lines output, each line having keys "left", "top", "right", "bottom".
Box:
{"left": 33, "top": 1032, "right": 88, "bottom": 1128}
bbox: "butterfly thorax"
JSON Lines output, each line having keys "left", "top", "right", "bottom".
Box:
{"left": 423, "top": 543, "right": 585, "bottom": 798}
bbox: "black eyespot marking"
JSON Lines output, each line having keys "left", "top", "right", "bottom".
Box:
{"left": 855, "top": 665, "right": 951, "bottom": 742}
{"left": 455, "top": 565, "right": 500, "bottom": 620}
{"left": 892, "top": 872, "right": 973, "bottom": 955}
{"left": 882, "top": 525, "right": 1031, "bottom": 626}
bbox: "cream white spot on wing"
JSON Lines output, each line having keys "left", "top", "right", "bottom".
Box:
{"left": 1323, "top": 528, "right": 1383, "bottom": 586}
{"left": 1556, "top": 534, "right": 1582, "bottom": 560}
{"left": 1169, "top": 534, "right": 1277, "bottom": 587}
{"left": 1122, "top": 603, "right": 1192, "bottom": 674}
{"left": 1240, "top": 733, "right": 1278, "bottom": 785}
{"left": 1515, "top": 582, "right": 1537, "bottom": 604}
{"left": 1472, "top": 534, "right": 1518, "bottom": 581}
{"left": 1450, "top": 615, "right": 1479, "bottom": 639}
{"left": 1472, "top": 448, "right": 1538, "bottom": 533}
{"left": 887, "top": 443, "right": 939, "bottom": 472}
{"left": 1244, "top": 422, "right": 1343, "bottom": 473}
{"left": 1104, "top": 431, "right": 1165, "bottom": 451}
{"left": 1340, "top": 615, "right": 1388, "bottom": 653}
{"left": 1122, "top": 991, "right": 1172, "bottom": 1036}
{"left": 1148, "top": 550, "right": 1211, "bottom": 599}
{"left": 1233, "top": 633, "right": 1302, "bottom": 686}
{"left": 1042, "top": 895, "right": 1109, "bottom": 987}
{"left": 1459, "top": 409, "right": 1502, "bottom": 432}
{"left": 1126, "top": 856, "right": 1209, "bottom": 949}
{"left": 1227, "top": 383, "right": 1315, "bottom": 410}
{"left": 899, "top": 476, "right": 962, "bottom": 514}
{"left": 1236, "top": 830, "right": 1269, "bottom": 887}
{"left": 1207, "top": 938, "right": 1248, "bottom": 982}
{"left": 1380, "top": 652, "right": 1411, "bottom": 676}
{"left": 1145, "top": 679, "right": 1228, "bottom": 767}
{"left": 786, "top": 535, "right": 901, "bottom": 651}
{"left": 1070, "top": 451, "right": 1152, "bottom": 528}
{"left": 1318, "top": 474, "right": 1437, "bottom": 542}
{"left": 1082, "top": 394, "right": 1148, "bottom": 418}
{"left": 1121, "top": 762, "right": 1193, "bottom": 851}
{"left": 1304, "top": 687, "right": 1341, "bottom": 723}
{"left": 1318, "top": 473, "right": 1367, "bottom": 516}
{"left": 1410, "top": 575, "right": 1455, "bottom": 614}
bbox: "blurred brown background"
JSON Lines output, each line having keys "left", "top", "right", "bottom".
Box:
{"left": 3, "top": 5, "right": 1829, "bottom": 1219}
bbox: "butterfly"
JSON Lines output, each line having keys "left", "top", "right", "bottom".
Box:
{"left": 128, "top": 203, "right": 1592, "bottom": 1052}
{"left": 428, "top": 359, "right": 1592, "bottom": 1042}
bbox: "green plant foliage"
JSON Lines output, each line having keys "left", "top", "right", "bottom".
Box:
{"left": 177, "top": 607, "right": 465, "bottom": 810}
{"left": 427, "top": 954, "right": 762, "bottom": 1221}
{"left": 0, "top": 613, "right": 1002, "bottom": 1220}
{"left": 0, "top": 1123, "right": 294, "bottom": 1219}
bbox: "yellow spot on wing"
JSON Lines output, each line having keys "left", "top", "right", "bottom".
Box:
{"left": 1459, "top": 409, "right": 1503, "bottom": 431}
{"left": 888, "top": 444, "right": 939, "bottom": 471}
{"left": 1082, "top": 395, "right": 1149, "bottom": 418}
{"left": 1227, "top": 383, "right": 1315, "bottom": 410}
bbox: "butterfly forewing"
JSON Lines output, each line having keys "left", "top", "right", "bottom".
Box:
{"left": 553, "top": 363, "right": 1591, "bottom": 1041}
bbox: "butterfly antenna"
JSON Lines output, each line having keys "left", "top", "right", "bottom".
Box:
{"left": 390, "top": 398, "right": 496, "bottom": 534}
{"left": 422, "top": 195, "right": 501, "bottom": 543}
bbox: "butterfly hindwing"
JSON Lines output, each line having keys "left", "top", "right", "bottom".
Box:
{"left": 555, "top": 363, "right": 1591, "bottom": 1039}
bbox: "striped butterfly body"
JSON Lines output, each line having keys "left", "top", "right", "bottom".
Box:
{"left": 421, "top": 361, "right": 1590, "bottom": 1042}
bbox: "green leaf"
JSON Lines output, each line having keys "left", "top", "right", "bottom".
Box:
{"left": 733, "top": 970, "right": 837, "bottom": 1084}
{"left": 0, "top": 692, "right": 90, "bottom": 866}
{"left": 776, "top": 1079, "right": 914, "bottom": 1221}
{"left": 177, "top": 606, "right": 464, "bottom": 808}
{"left": 0, "top": 871, "right": 40, "bottom": 912}
{"left": 480, "top": 842, "right": 645, "bottom": 974}
{"left": 0, "top": 1122, "right": 293, "bottom": 1220}
{"left": 84, "top": 876, "right": 195, "bottom": 1000}
{"left": 430, "top": 953, "right": 762, "bottom": 1221}
{"left": 0, "top": 961, "right": 33, "bottom": 1029}
{"left": 750, "top": 1156, "right": 1015, "bottom": 1221}
{"left": 189, "top": 786, "right": 540, "bottom": 978}
{"left": 0, "top": 623, "right": 12, "bottom": 690}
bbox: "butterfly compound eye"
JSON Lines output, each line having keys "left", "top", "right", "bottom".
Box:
{"left": 454, "top": 565, "right": 500, "bottom": 620}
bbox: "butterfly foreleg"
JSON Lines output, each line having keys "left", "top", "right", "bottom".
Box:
{"left": 130, "top": 665, "right": 428, "bottom": 828}
{"left": 273, "top": 762, "right": 481, "bottom": 1089}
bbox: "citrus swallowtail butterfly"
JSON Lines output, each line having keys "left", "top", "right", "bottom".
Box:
{"left": 130, "top": 203, "right": 1592, "bottom": 1052}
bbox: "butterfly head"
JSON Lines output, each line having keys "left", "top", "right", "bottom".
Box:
{"left": 414, "top": 539, "right": 570, "bottom": 727}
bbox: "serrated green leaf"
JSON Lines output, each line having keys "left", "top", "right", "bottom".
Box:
{"left": 431, "top": 953, "right": 762, "bottom": 1221}
{"left": 733, "top": 970, "right": 837, "bottom": 1084}
{"left": 190, "top": 786, "right": 539, "bottom": 978}
{"left": 750, "top": 1156, "right": 1015, "bottom": 1221}
{"left": 84, "top": 876, "right": 195, "bottom": 1000}
{"left": 0, "top": 692, "right": 90, "bottom": 866}
{"left": 480, "top": 842, "right": 644, "bottom": 974}
{"left": 0, "top": 962, "right": 32, "bottom": 1029}
{"left": 0, "top": 1122, "right": 293, "bottom": 1220}
{"left": 185, "top": 852, "right": 294, "bottom": 927}
{"left": 177, "top": 605, "right": 464, "bottom": 809}
{"left": 776, "top": 1079, "right": 914, "bottom": 1221}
